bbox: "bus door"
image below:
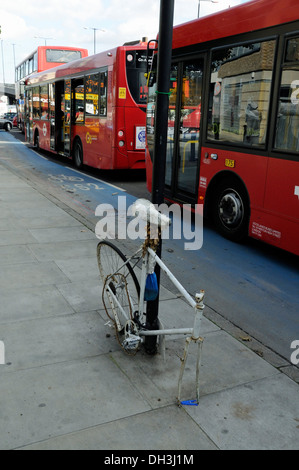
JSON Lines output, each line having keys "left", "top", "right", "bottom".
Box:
{"left": 49, "top": 83, "right": 55, "bottom": 150}
{"left": 55, "top": 80, "right": 72, "bottom": 155}
{"left": 64, "top": 79, "right": 72, "bottom": 156}
{"left": 25, "top": 88, "right": 33, "bottom": 143}
{"left": 55, "top": 81, "right": 65, "bottom": 153}
{"left": 165, "top": 57, "right": 204, "bottom": 204}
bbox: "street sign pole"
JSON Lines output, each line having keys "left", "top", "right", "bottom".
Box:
{"left": 145, "top": 0, "right": 175, "bottom": 354}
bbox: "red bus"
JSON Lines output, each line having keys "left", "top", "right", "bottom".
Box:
{"left": 24, "top": 40, "right": 151, "bottom": 171}
{"left": 15, "top": 46, "right": 89, "bottom": 131}
{"left": 146, "top": 0, "right": 299, "bottom": 256}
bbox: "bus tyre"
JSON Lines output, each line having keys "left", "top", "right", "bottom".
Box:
{"left": 73, "top": 139, "right": 83, "bottom": 169}
{"left": 34, "top": 131, "right": 40, "bottom": 150}
{"left": 212, "top": 178, "right": 249, "bottom": 242}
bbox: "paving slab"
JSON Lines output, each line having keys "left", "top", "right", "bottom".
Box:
{"left": 3, "top": 201, "right": 69, "bottom": 219}
{"left": 28, "top": 226, "right": 96, "bottom": 244}
{"left": 0, "top": 187, "right": 47, "bottom": 202}
{"left": 0, "top": 207, "right": 14, "bottom": 219}
{"left": 55, "top": 256, "right": 100, "bottom": 282}
{"left": 184, "top": 373, "right": 299, "bottom": 450}
{"left": 0, "top": 217, "right": 23, "bottom": 231}
{"left": 18, "top": 213, "right": 83, "bottom": 229}
{"left": 0, "top": 244, "right": 36, "bottom": 265}
{"left": 108, "top": 326, "right": 279, "bottom": 408}
{"left": 0, "top": 261, "right": 70, "bottom": 290}
{"left": 19, "top": 405, "right": 217, "bottom": 450}
{"left": 0, "top": 285, "right": 74, "bottom": 324}
{"left": 0, "top": 356, "right": 151, "bottom": 450}
{"left": 0, "top": 311, "right": 113, "bottom": 371}
{"left": 0, "top": 174, "right": 28, "bottom": 188}
{"left": 156, "top": 297, "right": 220, "bottom": 332}
{"left": 0, "top": 229, "right": 38, "bottom": 246}
{"left": 28, "top": 239, "right": 98, "bottom": 262}
{"left": 57, "top": 279, "right": 102, "bottom": 313}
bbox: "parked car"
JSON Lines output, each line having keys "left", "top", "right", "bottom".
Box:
{"left": 3, "top": 112, "right": 16, "bottom": 120}
{"left": 0, "top": 118, "right": 13, "bottom": 131}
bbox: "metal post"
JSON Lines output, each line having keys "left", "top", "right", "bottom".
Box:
{"left": 93, "top": 29, "right": 96, "bottom": 54}
{"left": 83, "top": 27, "right": 105, "bottom": 55}
{"left": 145, "top": 0, "right": 175, "bottom": 354}
{"left": 12, "top": 44, "right": 16, "bottom": 70}
{"left": 1, "top": 40, "right": 5, "bottom": 84}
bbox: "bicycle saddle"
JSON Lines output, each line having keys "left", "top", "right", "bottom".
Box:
{"left": 131, "top": 198, "right": 171, "bottom": 231}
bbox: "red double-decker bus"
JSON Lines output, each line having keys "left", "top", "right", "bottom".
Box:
{"left": 15, "top": 46, "right": 89, "bottom": 132}
{"left": 24, "top": 40, "right": 151, "bottom": 170}
{"left": 146, "top": 0, "right": 299, "bottom": 256}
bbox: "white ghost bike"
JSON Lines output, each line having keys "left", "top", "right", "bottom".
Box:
{"left": 97, "top": 199, "right": 205, "bottom": 405}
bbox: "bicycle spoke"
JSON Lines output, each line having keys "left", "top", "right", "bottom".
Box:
{"left": 97, "top": 241, "right": 140, "bottom": 353}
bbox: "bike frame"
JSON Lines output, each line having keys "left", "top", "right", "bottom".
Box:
{"left": 103, "top": 243, "right": 205, "bottom": 405}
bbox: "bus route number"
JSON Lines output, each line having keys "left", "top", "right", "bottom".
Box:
{"left": 225, "top": 158, "right": 235, "bottom": 168}
{"left": 119, "top": 87, "right": 126, "bottom": 99}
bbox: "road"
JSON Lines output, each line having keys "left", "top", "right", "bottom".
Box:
{"left": 1, "top": 128, "right": 299, "bottom": 367}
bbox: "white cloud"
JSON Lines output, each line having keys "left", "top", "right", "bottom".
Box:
{"left": 0, "top": 11, "right": 30, "bottom": 40}
{"left": 0, "top": 0, "right": 249, "bottom": 83}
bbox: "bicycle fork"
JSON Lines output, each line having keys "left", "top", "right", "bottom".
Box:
{"left": 177, "top": 292, "right": 204, "bottom": 406}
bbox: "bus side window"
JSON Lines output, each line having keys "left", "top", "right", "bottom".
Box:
{"left": 274, "top": 37, "right": 299, "bottom": 152}
{"left": 85, "top": 73, "right": 100, "bottom": 117}
{"left": 33, "top": 86, "right": 40, "bottom": 119}
{"left": 40, "top": 84, "right": 49, "bottom": 120}
{"left": 73, "top": 78, "right": 84, "bottom": 123}
{"left": 99, "top": 71, "right": 107, "bottom": 116}
{"left": 207, "top": 40, "right": 275, "bottom": 148}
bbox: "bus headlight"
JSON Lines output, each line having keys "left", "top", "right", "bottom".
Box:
{"left": 119, "top": 140, "right": 125, "bottom": 147}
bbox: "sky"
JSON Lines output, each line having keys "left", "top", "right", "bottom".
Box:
{"left": 0, "top": 0, "right": 250, "bottom": 84}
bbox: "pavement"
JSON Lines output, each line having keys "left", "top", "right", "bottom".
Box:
{"left": 0, "top": 136, "right": 299, "bottom": 451}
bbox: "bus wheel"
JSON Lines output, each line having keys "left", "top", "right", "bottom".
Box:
{"left": 73, "top": 139, "right": 83, "bottom": 169}
{"left": 212, "top": 178, "right": 249, "bottom": 242}
{"left": 34, "top": 131, "right": 40, "bottom": 150}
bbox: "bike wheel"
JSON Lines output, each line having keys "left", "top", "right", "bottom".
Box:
{"left": 97, "top": 240, "right": 140, "bottom": 331}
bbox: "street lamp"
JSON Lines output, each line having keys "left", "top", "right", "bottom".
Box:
{"left": 1, "top": 40, "right": 5, "bottom": 84}
{"left": 198, "top": 0, "right": 219, "bottom": 18}
{"left": 83, "top": 27, "right": 105, "bottom": 54}
{"left": 34, "top": 36, "right": 54, "bottom": 45}
{"left": 11, "top": 43, "right": 16, "bottom": 70}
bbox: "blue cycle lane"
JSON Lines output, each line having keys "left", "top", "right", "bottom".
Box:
{"left": 0, "top": 131, "right": 138, "bottom": 222}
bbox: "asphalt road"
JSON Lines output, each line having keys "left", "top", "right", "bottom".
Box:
{"left": 2, "top": 128, "right": 299, "bottom": 366}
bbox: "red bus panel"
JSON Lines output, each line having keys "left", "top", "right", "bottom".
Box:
{"left": 25, "top": 41, "right": 151, "bottom": 171}
{"left": 146, "top": 0, "right": 299, "bottom": 256}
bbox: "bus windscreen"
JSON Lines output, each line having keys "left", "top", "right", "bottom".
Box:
{"left": 126, "top": 50, "right": 152, "bottom": 105}
{"left": 46, "top": 49, "right": 83, "bottom": 63}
